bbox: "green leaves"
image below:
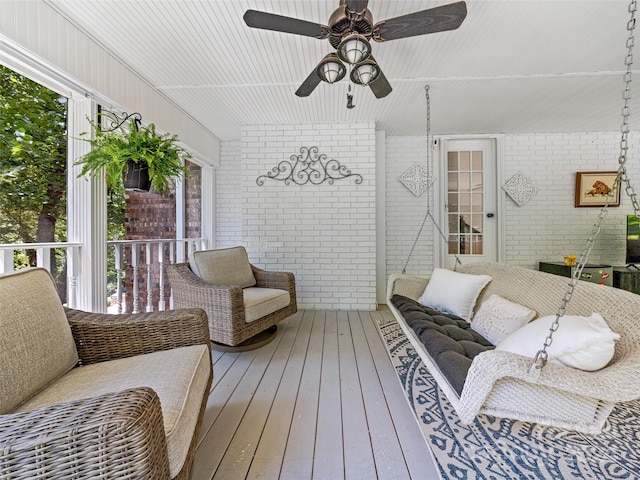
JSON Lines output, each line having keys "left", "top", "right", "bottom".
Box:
{"left": 76, "top": 117, "right": 190, "bottom": 194}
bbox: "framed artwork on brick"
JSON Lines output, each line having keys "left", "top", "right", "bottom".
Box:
{"left": 575, "top": 171, "right": 620, "bottom": 207}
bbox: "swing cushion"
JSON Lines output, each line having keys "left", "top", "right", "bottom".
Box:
{"left": 418, "top": 268, "right": 492, "bottom": 321}
{"left": 391, "top": 294, "right": 494, "bottom": 395}
{"left": 496, "top": 313, "right": 620, "bottom": 371}
{"left": 471, "top": 294, "right": 537, "bottom": 345}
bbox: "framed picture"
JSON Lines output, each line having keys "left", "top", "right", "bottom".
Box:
{"left": 575, "top": 171, "right": 620, "bottom": 207}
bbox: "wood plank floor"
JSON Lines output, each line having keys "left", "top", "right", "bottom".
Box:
{"left": 192, "top": 308, "right": 440, "bottom": 480}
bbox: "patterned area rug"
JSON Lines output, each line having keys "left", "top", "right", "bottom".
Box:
{"left": 375, "top": 315, "right": 640, "bottom": 480}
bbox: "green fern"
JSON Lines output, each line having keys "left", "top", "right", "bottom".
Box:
{"left": 76, "top": 118, "right": 190, "bottom": 194}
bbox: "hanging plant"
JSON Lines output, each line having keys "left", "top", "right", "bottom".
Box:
{"left": 76, "top": 117, "right": 191, "bottom": 194}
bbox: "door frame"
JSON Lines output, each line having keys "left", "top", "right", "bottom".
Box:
{"left": 433, "top": 134, "right": 506, "bottom": 268}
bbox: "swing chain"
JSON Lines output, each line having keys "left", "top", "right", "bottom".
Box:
{"left": 402, "top": 86, "right": 461, "bottom": 274}
{"left": 403, "top": 85, "right": 435, "bottom": 274}
{"left": 533, "top": 0, "right": 637, "bottom": 370}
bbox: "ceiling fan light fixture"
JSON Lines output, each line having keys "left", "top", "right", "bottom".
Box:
{"left": 337, "top": 33, "right": 371, "bottom": 65}
{"left": 351, "top": 59, "right": 379, "bottom": 86}
{"left": 317, "top": 53, "right": 347, "bottom": 84}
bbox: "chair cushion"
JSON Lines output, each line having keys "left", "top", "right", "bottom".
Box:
{"left": 190, "top": 246, "right": 256, "bottom": 288}
{"left": 0, "top": 268, "right": 78, "bottom": 414}
{"left": 16, "top": 344, "right": 211, "bottom": 478}
{"left": 243, "top": 287, "right": 290, "bottom": 323}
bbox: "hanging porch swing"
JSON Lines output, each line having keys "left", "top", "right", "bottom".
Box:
{"left": 386, "top": 0, "right": 640, "bottom": 433}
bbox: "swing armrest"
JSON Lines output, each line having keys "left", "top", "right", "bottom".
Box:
{"left": 458, "top": 349, "right": 638, "bottom": 424}
{"left": 387, "top": 273, "right": 430, "bottom": 303}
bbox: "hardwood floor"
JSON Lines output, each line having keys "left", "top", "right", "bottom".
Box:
{"left": 192, "top": 308, "right": 440, "bottom": 480}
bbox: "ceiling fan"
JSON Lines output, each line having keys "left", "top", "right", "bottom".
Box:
{"left": 243, "top": 1, "right": 467, "bottom": 99}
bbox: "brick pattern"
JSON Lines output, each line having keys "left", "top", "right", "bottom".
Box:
{"left": 218, "top": 128, "right": 640, "bottom": 310}
{"left": 502, "top": 131, "right": 640, "bottom": 269}
{"left": 217, "top": 123, "right": 377, "bottom": 310}
{"left": 216, "top": 141, "right": 243, "bottom": 247}
{"left": 124, "top": 189, "right": 177, "bottom": 311}
{"left": 185, "top": 160, "right": 202, "bottom": 239}
{"left": 385, "top": 136, "right": 435, "bottom": 276}
{"left": 123, "top": 166, "right": 203, "bottom": 311}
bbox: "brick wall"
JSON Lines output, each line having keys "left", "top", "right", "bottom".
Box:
{"left": 216, "top": 141, "right": 243, "bottom": 247}
{"left": 185, "top": 160, "right": 202, "bottom": 239}
{"left": 502, "top": 131, "right": 640, "bottom": 269}
{"left": 123, "top": 165, "right": 203, "bottom": 311}
{"left": 385, "top": 136, "right": 435, "bottom": 276}
{"left": 217, "top": 127, "right": 639, "bottom": 309}
{"left": 124, "top": 188, "right": 176, "bottom": 311}
{"left": 383, "top": 132, "right": 640, "bottom": 272}
{"left": 218, "top": 122, "right": 377, "bottom": 310}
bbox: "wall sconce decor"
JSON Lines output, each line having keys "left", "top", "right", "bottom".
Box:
{"left": 256, "top": 146, "right": 363, "bottom": 186}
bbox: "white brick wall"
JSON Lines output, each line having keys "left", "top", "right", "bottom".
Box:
{"left": 503, "top": 131, "right": 640, "bottom": 269}
{"left": 218, "top": 127, "right": 640, "bottom": 309}
{"left": 385, "top": 137, "right": 435, "bottom": 276}
{"left": 383, "top": 131, "right": 640, "bottom": 273}
{"left": 216, "top": 141, "right": 242, "bottom": 247}
{"left": 218, "top": 122, "right": 377, "bottom": 310}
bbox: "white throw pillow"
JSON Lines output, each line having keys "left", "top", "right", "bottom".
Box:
{"left": 418, "top": 268, "right": 492, "bottom": 321}
{"left": 471, "top": 294, "right": 536, "bottom": 345}
{"left": 496, "top": 313, "right": 620, "bottom": 371}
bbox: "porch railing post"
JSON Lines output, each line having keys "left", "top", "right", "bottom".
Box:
{"left": 146, "top": 242, "right": 153, "bottom": 312}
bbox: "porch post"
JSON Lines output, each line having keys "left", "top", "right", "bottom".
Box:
{"left": 201, "top": 164, "right": 215, "bottom": 249}
{"left": 67, "top": 98, "right": 107, "bottom": 312}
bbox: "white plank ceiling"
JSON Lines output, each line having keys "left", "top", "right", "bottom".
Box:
{"left": 47, "top": 0, "right": 640, "bottom": 141}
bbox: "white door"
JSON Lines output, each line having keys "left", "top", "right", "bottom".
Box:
{"left": 440, "top": 138, "right": 499, "bottom": 267}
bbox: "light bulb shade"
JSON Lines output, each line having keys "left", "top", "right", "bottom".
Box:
{"left": 317, "top": 54, "right": 346, "bottom": 84}
{"left": 350, "top": 60, "right": 380, "bottom": 86}
{"left": 337, "top": 34, "right": 372, "bottom": 65}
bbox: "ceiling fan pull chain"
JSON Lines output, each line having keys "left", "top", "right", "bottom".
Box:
{"left": 532, "top": 0, "right": 637, "bottom": 371}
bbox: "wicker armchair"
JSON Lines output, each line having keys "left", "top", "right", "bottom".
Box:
{"left": 0, "top": 268, "right": 213, "bottom": 480}
{"left": 166, "top": 246, "right": 297, "bottom": 348}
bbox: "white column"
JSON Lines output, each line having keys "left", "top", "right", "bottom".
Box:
{"left": 201, "top": 164, "right": 215, "bottom": 250}
{"left": 67, "top": 98, "right": 107, "bottom": 312}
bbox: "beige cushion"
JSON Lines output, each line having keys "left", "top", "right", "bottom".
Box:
{"left": 243, "top": 287, "right": 290, "bottom": 323}
{"left": 190, "top": 246, "right": 256, "bottom": 288}
{"left": 17, "top": 345, "right": 211, "bottom": 478}
{"left": 0, "top": 268, "right": 78, "bottom": 414}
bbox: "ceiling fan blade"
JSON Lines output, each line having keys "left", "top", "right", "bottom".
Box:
{"left": 368, "top": 57, "right": 392, "bottom": 98}
{"left": 344, "top": 0, "right": 369, "bottom": 13}
{"left": 295, "top": 68, "right": 322, "bottom": 97}
{"left": 244, "top": 10, "right": 329, "bottom": 39}
{"left": 372, "top": 1, "right": 467, "bottom": 42}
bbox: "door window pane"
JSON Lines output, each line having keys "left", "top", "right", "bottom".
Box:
{"left": 447, "top": 150, "right": 484, "bottom": 255}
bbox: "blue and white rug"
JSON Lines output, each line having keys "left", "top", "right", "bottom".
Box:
{"left": 375, "top": 315, "right": 640, "bottom": 480}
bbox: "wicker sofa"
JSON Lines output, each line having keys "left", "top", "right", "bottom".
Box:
{"left": 387, "top": 262, "right": 640, "bottom": 433}
{"left": 0, "top": 267, "right": 213, "bottom": 479}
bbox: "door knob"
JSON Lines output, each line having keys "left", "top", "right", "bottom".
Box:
{"left": 487, "top": 213, "right": 495, "bottom": 218}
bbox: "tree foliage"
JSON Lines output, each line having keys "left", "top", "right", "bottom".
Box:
{"left": 0, "top": 65, "right": 68, "bottom": 285}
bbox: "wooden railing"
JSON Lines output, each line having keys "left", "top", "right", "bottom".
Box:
{"left": 0, "top": 242, "right": 82, "bottom": 305}
{"left": 0, "top": 238, "right": 206, "bottom": 313}
{"left": 107, "top": 238, "right": 207, "bottom": 313}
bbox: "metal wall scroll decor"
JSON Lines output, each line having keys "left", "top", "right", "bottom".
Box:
{"left": 256, "top": 146, "right": 363, "bottom": 186}
{"left": 97, "top": 106, "right": 143, "bottom": 132}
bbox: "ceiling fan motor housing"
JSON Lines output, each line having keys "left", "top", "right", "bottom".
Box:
{"left": 328, "top": 5, "right": 373, "bottom": 48}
